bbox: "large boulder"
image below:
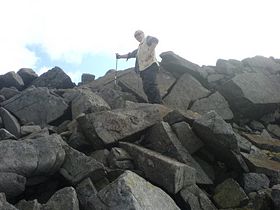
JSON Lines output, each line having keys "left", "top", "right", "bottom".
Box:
{"left": 0, "top": 71, "right": 24, "bottom": 90}
{"left": 163, "top": 73, "right": 210, "bottom": 112}
{"left": 17, "top": 68, "right": 38, "bottom": 87}
{"left": 92, "top": 170, "right": 180, "bottom": 210}
{"left": 219, "top": 72, "right": 280, "bottom": 119}
{"left": 0, "top": 172, "right": 26, "bottom": 198}
{"left": 1, "top": 87, "right": 68, "bottom": 127}
{"left": 31, "top": 66, "right": 75, "bottom": 89}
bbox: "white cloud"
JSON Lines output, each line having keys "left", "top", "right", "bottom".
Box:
{"left": 0, "top": 0, "right": 279, "bottom": 76}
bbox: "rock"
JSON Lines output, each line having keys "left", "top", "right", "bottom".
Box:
{"left": 247, "top": 189, "right": 273, "bottom": 210}
{"left": 272, "top": 184, "right": 280, "bottom": 209}
{"left": 77, "top": 106, "right": 161, "bottom": 149}
{"left": 107, "top": 147, "right": 134, "bottom": 170}
{"left": 190, "top": 91, "right": 233, "bottom": 120}
{"left": 163, "top": 73, "right": 210, "bottom": 112}
{"left": 120, "top": 142, "right": 196, "bottom": 194}
{"left": 180, "top": 184, "right": 217, "bottom": 210}
{"left": 160, "top": 51, "right": 207, "bottom": 85}
{"left": 0, "top": 128, "right": 16, "bottom": 140}
{"left": 41, "top": 187, "right": 79, "bottom": 210}
{"left": 267, "top": 124, "right": 280, "bottom": 139}
{"left": 0, "top": 71, "right": 24, "bottom": 90}
{"left": 163, "top": 109, "right": 201, "bottom": 125}
{"left": 249, "top": 120, "right": 265, "bottom": 131}
{"left": 213, "top": 178, "right": 248, "bottom": 209}
{"left": 0, "top": 193, "right": 19, "bottom": 210}
{"left": 144, "top": 121, "right": 212, "bottom": 185}
{"left": 0, "top": 87, "right": 20, "bottom": 100}
{"left": 171, "top": 121, "right": 204, "bottom": 154}
{"left": 0, "top": 107, "right": 21, "bottom": 138}
{"left": 75, "top": 178, "right": 97, "bottom": 210}
{"left": 1, "top": 87, "right": 68, "bottom": 127}
{"left": 242, "top": 173, "right": 270, "bottom": 193}
{"left": 16, "top": 199, "right": 41, "bottom": 210}
{"left": 92, "top": 170, "right": 180, "bottom": 210}
{"left": 216, "top": 59, "right": 244, "bottom": 76}
{"left": 156, "top": 67, "right": 176, "bottom": 98}
{"left": 31, "top": 66, "right": 75, "bottom": 89}
{"left": 81, "top": 73, "right": 95, "bottom": 84}
{"left": 242, "top": 55, "right": 280, "bottom": 75}
{"left": 193, "top": 111, "right": 248, "bottom": 171}
{"left": 20, "top": 125, "right": 42, "bottom": 137}
{"left": 241, "top": 133, "right": 280, "bottom": 153}
{"left": 219, "top": 72, "right": 280, "bottom": 119}
{"left": 70, "top": 87, "right": 110, "bottom": 119}
{"left": 90, "top": 149, "right": 110, "bottom": 167}
{"left": 60, "top": 145, "right": 105, "bottom": 185}
{"left": 17, "top": 68, "right": 38, "bottom": 87}
{"left": 0, "top": 172, "right": 26, "bottom": 198}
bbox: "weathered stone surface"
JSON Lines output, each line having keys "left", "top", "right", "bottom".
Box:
{"left": 242, "top": 173, "right": 270, "bottom": 193}
{"left": 0, "top": 172, "right": 26, "bottom": 198}
{"left": 145, "top": 121, "right": 212, "bottom": 184}
{"left": 107, "top": 147, "right": 134, "bottom": 170}
{"left": 0, "top": 128, "right": 16, "bottom": 140}
{"left": 216, "top": 59, "right": 245, "bottom": 76}
{"left": 219, "top": 72, "right": 280, "bottom": 119}
{"left": 0, "top": 87, "right": 20, "bottom": 100}
{"left": 1, "top": 87, "right": 68, "bottom": 127}
{"left": 0, "top": 71, "right": 24, "bottom": 90}
{"left": 17, "top": 68, "right": 38, "bottom": 87}
{"left": 41, "top": 187, "right": 79, "bottom": 210}
{"left": 20, "top": 125, "right": 42, "bottom": 137}
{"left": 77, "top": 106, "right": 161, "bottom": 148}
{"left": 16, "top": 199, "right": 41, "bottom": 210}
{"left": 272, "top": 184, "right": 280, "bottom": 209}
{"left": 120, "top": 142, "right": 196, "bottom": 194}
{"left": 242, "top": 55, "right": 280, "bottom": 75}
{"left": 213, "top": 178, "right": 248, "bottom": 209}
{"left": 163, "top": 109, "right": 201, "bottom": 125}
{"left": 31, "top": 66, "right": 75, "bottom": 89}
{"left": 0, "top": 107, "right": 21, "bottom": 138}
{"left": 193, "top": 111, "right": 247, "bottom": 171}
{"left": 69, "top": 87, "right": 110, "bottom": 119}
{"left": 242, "top": 133, "right": 280, "bottom": 152}
{"left": 60, "top": 145, "right": 105, "bottom": 185}
{"left": 171, "top": 121, "right": 204, "bottom": 154}
{"left": 267, "top": 124, "right": 280, "bottom": 139}
{"left": 75, "top": 178, "right": 97, "bottom": 210}
{"left": 156, "top": 67, "right": 176, "bottom": 98}
{"left": 90, "top": 149, "right": 110, "bottom": 167}
{"left": 249, "top": 120, "right": 265, "bottom": 131}
{"left": 81, "top": 73, "right": 95, "bottom": 84}
{"left": 190, "top": 91, "right": 233, "bottom": 120}
{"left": 92, "top": 170, "right": 180, "bottom": 210}
{"left": 160, "top": 51, "right": 207, "bottom": 84}
{"left": 0, "top": 193, "right": 18, "bottom": 210}
{"left": 180, "top": 184, "right": 217, "bottom": 210}
{"left": 163, "top": 73, "right": 210, "bottom": 112}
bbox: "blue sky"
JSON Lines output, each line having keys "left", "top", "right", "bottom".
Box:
{"left": 0, "top": 0, "right": 279, "bottom": 85}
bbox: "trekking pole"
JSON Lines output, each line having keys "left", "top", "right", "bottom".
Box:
{"left": 115, "top": 54, "right": 118, "bottom": 86}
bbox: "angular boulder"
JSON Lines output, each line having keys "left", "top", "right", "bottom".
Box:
{"left": 0, "top": 71, "right": 24, "bottom": 90}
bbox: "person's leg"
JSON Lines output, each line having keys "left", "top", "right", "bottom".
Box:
{"left": 140, "top": 64, "right": 162, "bottom": 104}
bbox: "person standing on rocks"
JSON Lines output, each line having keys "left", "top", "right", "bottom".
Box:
{"left": 116, "top": 30, "right": 162, "bottom": 104}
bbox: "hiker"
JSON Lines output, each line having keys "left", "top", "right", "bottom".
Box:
{"left": 116, "top": 30, "right": 162, "bottom": 104}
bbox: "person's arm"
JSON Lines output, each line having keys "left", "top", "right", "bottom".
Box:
{"left": 116, "top": 49, "right": 138, "bottom": 60}
{"left": 146, "top": 36, "right": 159, "bottom": 49}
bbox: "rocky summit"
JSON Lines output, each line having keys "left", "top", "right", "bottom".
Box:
{"left": 0, "top": 54, "right": 280, "bottom": 210}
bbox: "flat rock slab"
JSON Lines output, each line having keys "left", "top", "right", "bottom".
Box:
{"left": 242, "top": 133, "right": 280, "bottom": 152}
{"left": 120, "top": 142, "right": 196, "bottom": 194}
{"left": 92, "top": 170, "right": 180, "bottom": 210}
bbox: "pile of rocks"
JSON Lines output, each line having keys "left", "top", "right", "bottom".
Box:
{"left": 0, "top": 53, "right": 280, "bottom": 210}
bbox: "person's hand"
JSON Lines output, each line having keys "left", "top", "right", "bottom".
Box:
{"left": 116, "top": 53, "right": 120, "bottom": 59}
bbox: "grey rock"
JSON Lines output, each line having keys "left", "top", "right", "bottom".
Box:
{"left": 75, "top": 178, "right": 97, "bottom": 210}
{"left": 90, "top": 149, "right": 110, "bottom": 166}
{"left": 60, "top": 145, "right": 105, "bottom": 185}
{"left": 180, "top": 184, "right": 217, "bottom": 210}
{"left": 81, "top": 73, "right": 95, "bottom": 84}
{"left": 77, "top": 106, "right": 161, "bottom": 149}
{"left": 0, "top": 94, "right": 5, "bottom": 102}
{"left": 219, "top": 72, "right": 280, "bottom": 119}
{"left": 216, "top": 58, "right": 244, "bottom": 75}
{"left": 16, "top": 199, "right": 41, "bottom": 210}
{"left": 0, "top": 71, "right": 24, "bottom": 90}
{"left": 145, "top": 121, "right": 212, "bottom": 185}
{"left": 171, "top": 121, "right": 204, "bottom": 154}
{"left": 163, "top": 73, "right": 210, "bottom": 112}
{"left": 70, "top": 87, "right": 110, "bottom": 119}
{"left": 242, "top": 173, "right": 270, "bottom": 193}
{"left": 31, "top": 66, "right": 75, "bottom": 89}
{"left": 249, "top": 120, "right": 265, "bottom": 131}
{"left": 92, "top": 170, "right": 180, "bottom": 210}
{"left": 213, "top": 178, "right": 248, "bottom": 209}
{"left": 272, "top": 184, "right": 280, "bottom": 209}
{"left": 0, "top": 193, "right": 19, "bottom": 210}
{"left": 190, "top": 91, "right": 233, "bottom": 120}
{"left": 41, "top": 187, "right": 79, "bottom": 210}
{"left": 120, "top": 142, "right": 196, "bottom": 194}
{"left": 1, "top": 87, "right": 68, "bottom": 127}
{"left": 0, "top": 172, "right": 26, "bottom": 198}
{"left": 156, "top": 66, "right": 176, "bottom": 98}
{"left": 267, "top": 124, "right": 280, "bottom": 139}
{"left": 17, "top": 68, "right": 38, "bottom": 87}
{"left": 0, "top": 128, "right": 16, "bottom": 140}
{"left": 0, "top": 87, "right": 20, "bottom": 100}
{"left": 163, "top": 109, "right": 201, "bottom": 125}
{"left": 107, "top": 147, "right": 134, "bottom": 170}
{"left": 20, "top": 125, "right": 42, "bottom": 137}
{"left": 0, "top": 107, "right": 21, "bottom": 138}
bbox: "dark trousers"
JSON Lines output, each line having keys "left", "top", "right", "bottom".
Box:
{"left": 140, "top": 63, "right": 162, "bottom": 104}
